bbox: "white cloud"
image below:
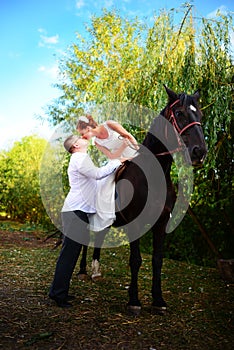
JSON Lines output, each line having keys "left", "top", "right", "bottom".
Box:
{"left": 76, "top": 0, "right": 85, "bottom": 9}
{"left": 41, "top": 34, "right": 59, "bottom": 45}
{"left": 39, "top": 34, "right": 59, "bottom": 47}
{"left": 38, "top": 28, "right": 59, "bottom": 47}
{"left": 38, "top": 64, "right": 59, "bottom": 79}
{"left": 75, "top": 0, "right": 114, "bottom": 12}
{"left": 207, "top": 5, "right": 228, "bottom": 18}
{"left": 103, "top": 0, "right": 114, "bottom": 8}
{"left": 7, "top": 51, "right": 22, "bottom": 59}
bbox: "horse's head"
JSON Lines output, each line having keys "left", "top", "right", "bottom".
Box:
{"left": 164, "top": 85, "right": 207, "bottom": 166}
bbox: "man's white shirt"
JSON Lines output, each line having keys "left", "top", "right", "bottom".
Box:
{"left": 62, "top": 152, "right": 121, "bottom": 213}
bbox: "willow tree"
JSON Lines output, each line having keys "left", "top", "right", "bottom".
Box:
{"left": 46, "top": 4, "right": 233, "bottom": 264}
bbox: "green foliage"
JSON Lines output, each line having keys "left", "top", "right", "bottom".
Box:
{"left": 45, "top": 5, "right": 233, "bottom": 265}
{"left": 0, "top": 135, "right": 52, "bottom": 227}
{"left": 44, "top": 5, "right": 233, "bottom": 264}
{"left": 1, "top": 5, "right": 233, "bottom": 264}
{"left": 39, "top": 139, "right": 69, "bottom": 231}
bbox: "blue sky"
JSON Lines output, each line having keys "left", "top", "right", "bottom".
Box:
{"left": 0, "top": 0, "right": 233, "bottom": 150}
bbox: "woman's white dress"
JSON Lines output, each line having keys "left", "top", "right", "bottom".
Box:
{"left": 88, "top": 122, "right": 138, "bottom": 232}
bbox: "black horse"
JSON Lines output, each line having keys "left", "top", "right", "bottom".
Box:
{"left": 78, "top": 86, "right": 207, "bottom": 314}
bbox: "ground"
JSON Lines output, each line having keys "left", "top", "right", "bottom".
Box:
{"left": 0, "top": 227, "right": 233, "bottom": 350}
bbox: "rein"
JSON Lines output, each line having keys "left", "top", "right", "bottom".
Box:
{"left": 156, "top": 99, "right": 201, "bottom": 157}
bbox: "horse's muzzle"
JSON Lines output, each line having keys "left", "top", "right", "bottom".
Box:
{"left": 191, "top": 145, "right": 207, "bottom": 165}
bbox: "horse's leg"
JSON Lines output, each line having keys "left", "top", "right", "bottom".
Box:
{"left": 77, "top": 245, "right": 89, "bottom": 280}
{"left": 91, "top": 247, "right": 102, "bottom": 280}
{"left": 92, "top": 246, "right": 101, "bottom": 261}
{"left": 128, "top": 239, "right": 142, "bottom": 315}
{"left": 151, "top": 216, "right": 168, "bottom": 313}
{"left": 91, "top": 228, "right": 108, "bottom": 280}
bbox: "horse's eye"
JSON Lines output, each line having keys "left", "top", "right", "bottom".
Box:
{"left": 175, "top": 111, "right": 183, "bottom": 118}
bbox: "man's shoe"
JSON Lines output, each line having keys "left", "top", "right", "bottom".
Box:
{"left": 56, "top": 300, "right": 73, "bottom": 308}
{"left": 49, "top": 294, "right": 73, "bottom": 308}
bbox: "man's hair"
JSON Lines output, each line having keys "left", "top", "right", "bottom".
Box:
{"left": 63, "top": 135, "right": 81, "bottom": 153}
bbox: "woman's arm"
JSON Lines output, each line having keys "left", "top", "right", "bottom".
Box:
{"left": 106, "top": 120, "right": 139, "bottom": 149}
{"left": 95, "top": 139, "right": 128, "bottom": 159}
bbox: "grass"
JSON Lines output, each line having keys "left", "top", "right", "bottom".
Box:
{"left": 0, "top": 225, "right": 233, "bottom": 350}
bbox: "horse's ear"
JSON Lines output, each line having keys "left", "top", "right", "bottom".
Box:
{"left": 163, "top": 85, "right": 178, "bottom": 102}
{"left": 193, "top": 89, "right": 200, "bottom": 100}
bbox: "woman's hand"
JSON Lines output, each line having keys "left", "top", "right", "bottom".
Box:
{"left": 120, "top": 137, "right": 130, "bottom": 150}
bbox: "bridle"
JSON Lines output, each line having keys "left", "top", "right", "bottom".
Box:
{"left": 118, "top": 99, "right": 202, "bottom": 157}
{"left": 156, "top": 99, "right": 201, "bottom": 156}
{"left": 168, "top": 99, "right": 201, "bottom": 135}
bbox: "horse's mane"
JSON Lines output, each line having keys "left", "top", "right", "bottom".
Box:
{"left": 141, "top": 113, "right": 173, "bottom": 157}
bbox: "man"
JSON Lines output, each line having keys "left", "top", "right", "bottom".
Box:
{"left": 49, "top": 135, "right": 121, "bottom": 308}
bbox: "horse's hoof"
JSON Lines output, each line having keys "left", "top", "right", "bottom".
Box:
{"left": 127, "top": 305, "right": 141, "bottom": 316}
{"left": 91, "top": 260, "right": 102, "bottom": 281}
{"left": 77, "top": 273, "right": 90, "bottom": 281}
{"left": 151, "top": 305, "right": 167, "bottom": 315}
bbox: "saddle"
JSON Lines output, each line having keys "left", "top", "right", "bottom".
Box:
{"left": 114, "top": 160, "right": 131, "bottom": 224}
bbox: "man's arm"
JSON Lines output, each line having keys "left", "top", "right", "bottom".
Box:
{"left": 78, "top": 154, "right": 121, "bottom": 179}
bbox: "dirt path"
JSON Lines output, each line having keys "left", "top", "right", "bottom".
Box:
{"left": 0, "top": 230, "right": 233, "bottom": 350}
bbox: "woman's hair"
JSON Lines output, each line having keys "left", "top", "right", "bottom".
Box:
{"left": 76, "top": 114, "right": 98, "bottom": 130}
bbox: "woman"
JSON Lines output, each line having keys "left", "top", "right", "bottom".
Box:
{"left": 76, "top": 114, "right": 139, "bottom": 160}
{"left": 76, "top": 114, "right": 139, "bottom": 279}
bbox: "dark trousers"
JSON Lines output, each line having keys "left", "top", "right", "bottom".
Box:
{"left": 49, "top": 210, "right": 89, "bottom": 302}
